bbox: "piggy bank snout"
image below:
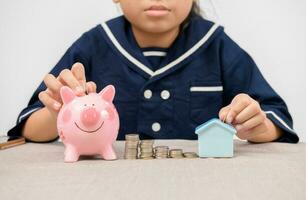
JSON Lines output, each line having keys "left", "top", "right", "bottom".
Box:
{"left": 81, "top": 107, "right": 101, "bottom": 126}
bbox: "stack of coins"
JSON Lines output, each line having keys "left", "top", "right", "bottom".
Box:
{"left": 139, "top": 140, "right": 155, "bottom": 159}
{"left": 154, "top": 146, "right": 169, "bottom": 159}
{"left": 124, "top": 134, "right": 139, "bottom": 159}
{"left": 183, "top": 152, "right": 199, "bottom": 158}
{"left": 169, "top": 149, "right": 184, "bottom": 159}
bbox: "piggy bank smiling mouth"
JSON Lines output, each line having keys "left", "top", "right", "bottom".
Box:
{"left": 74, "top": 121, "right": 104, "bottom": 133}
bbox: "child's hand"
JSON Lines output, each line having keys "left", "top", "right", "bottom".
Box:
{"left": 218, "top": 94, "right": 272, "bottom": 141}
{"left": 38, "top": 63, "right": 97, "bottom": 115}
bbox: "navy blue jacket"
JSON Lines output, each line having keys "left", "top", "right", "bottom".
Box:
{"left": 8, "top": 15, "right": 299, "bottom": 143}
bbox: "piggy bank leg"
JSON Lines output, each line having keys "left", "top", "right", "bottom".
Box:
{"left": 64, "top": 145, "right": 79, "bottom": 162}
{"left": 101, "top": 145, "right": 117, "bottom": 161}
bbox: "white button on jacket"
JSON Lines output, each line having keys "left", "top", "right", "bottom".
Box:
{"left": 160, "top": 90, "right": 170, "bottom": 100}
{"left": 144, "top": 90, "right": 152, "bottom": 99}
{"left": 152, "top": 122, "right": 161, "bottom": 132}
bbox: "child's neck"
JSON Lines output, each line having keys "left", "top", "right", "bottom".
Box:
{"left": 132, "top": 26, "right": 179, "bottom": 48}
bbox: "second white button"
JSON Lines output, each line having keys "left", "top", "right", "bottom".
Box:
{"left": 160, "top": 90, "right": 170, "bottom": 100}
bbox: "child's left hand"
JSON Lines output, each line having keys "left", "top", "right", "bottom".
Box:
{"left": 218, "top": 94, "right": 281, "bottom": 141}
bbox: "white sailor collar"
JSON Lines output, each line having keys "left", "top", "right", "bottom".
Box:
{"left": 99, "top": 15, "right": 223, "bottom": 81}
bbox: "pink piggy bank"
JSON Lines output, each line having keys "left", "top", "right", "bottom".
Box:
{"left": 57, "top": 85, "right": 120, "bottom": 162}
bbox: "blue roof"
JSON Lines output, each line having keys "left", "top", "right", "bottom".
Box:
{"left": 195, "top": 118, "right": 236, "bottom": 135}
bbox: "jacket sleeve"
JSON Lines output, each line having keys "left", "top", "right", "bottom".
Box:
{"left": 220, "top": 33, "right": 299, "bottom": 143}
{"left": 7, "top": 33, "right": 92, "bottom": 139}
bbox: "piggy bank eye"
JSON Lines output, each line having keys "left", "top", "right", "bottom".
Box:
{"left": 84, "top": 104, "right": 87, "bottom": 107}
{"left": 92, "top": 104, "right": 95, "bottom": 106}
{"left": 101, "top": 110, "right": 109, "bottom": 119}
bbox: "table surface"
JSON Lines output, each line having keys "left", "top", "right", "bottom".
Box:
{"left": 1, "top": 140, "right": 306, "bottom": 200}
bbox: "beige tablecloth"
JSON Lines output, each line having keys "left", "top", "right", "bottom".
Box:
{"left": 0, "top": 140, "right": 306, "bottom": 200}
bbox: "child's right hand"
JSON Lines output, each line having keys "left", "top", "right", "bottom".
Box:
{"left": 38, "top": 63, "right": 97, "bottom": 115}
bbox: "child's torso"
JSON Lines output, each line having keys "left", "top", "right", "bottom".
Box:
{"left": 79, "top": 16, "right": 227, "bottom": 140}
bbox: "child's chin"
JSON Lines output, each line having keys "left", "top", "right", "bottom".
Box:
{"left": 140, "top": 21, "right": 178, "bottom": 34}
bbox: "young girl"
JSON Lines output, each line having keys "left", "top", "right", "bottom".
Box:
{"left": 8, "top": 0, "right": 299, "bottom": 143}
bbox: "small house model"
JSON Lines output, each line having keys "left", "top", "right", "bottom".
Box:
{"left": 195, "top": 118, "right": 236, "bottom": 158}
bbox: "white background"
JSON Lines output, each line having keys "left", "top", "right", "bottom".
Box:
{"left": 0, "top": 0, "right": 305, "bottom": 141}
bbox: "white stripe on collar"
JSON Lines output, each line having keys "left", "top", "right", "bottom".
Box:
{"left": 143, "top": 51, "right": 167, "bottom": 57}
{"left": 101, "top": 22, "right": 219, "bottom": 78}
{"left": 101, "top": 22, "right": 154, "bottom": 76}
{"left": 153, "top": 23, "right": 219, "bottom": 77}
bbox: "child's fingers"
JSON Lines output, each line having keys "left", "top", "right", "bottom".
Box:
{"left": 58, "top": 69, "right": 84, "bottom": 95}
{"left": 234, "top": 101, "right": 261, "bottom": 124}
{"left": 86, "top": 81, "right": 97, "bottom": 93}
{"left": 38, "top": 90, "right": 62, "bottom": 112}
{"left": 45, "top": 88, "right": 62, "bottom": 103}
{"left": 218, "top": 105, "right": 231, "bottom": 121}
{"left": 44, "top": 74, "right": 63, "bottom": 94}
{"left": 235, "top": 112, "right": 266, "bottom": 132}
{"left": 227, "top": 94, "right": 251, "bottom": 124}
{"left": 71, "top": 63, "right": 86, "bottom": 91}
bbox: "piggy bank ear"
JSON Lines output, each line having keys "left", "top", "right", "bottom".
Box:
{"left": 60, "top": 86, "right": 76, "bottom": 104}
{"left": 98, "top": 85, "right": 115, "bottom": 103}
